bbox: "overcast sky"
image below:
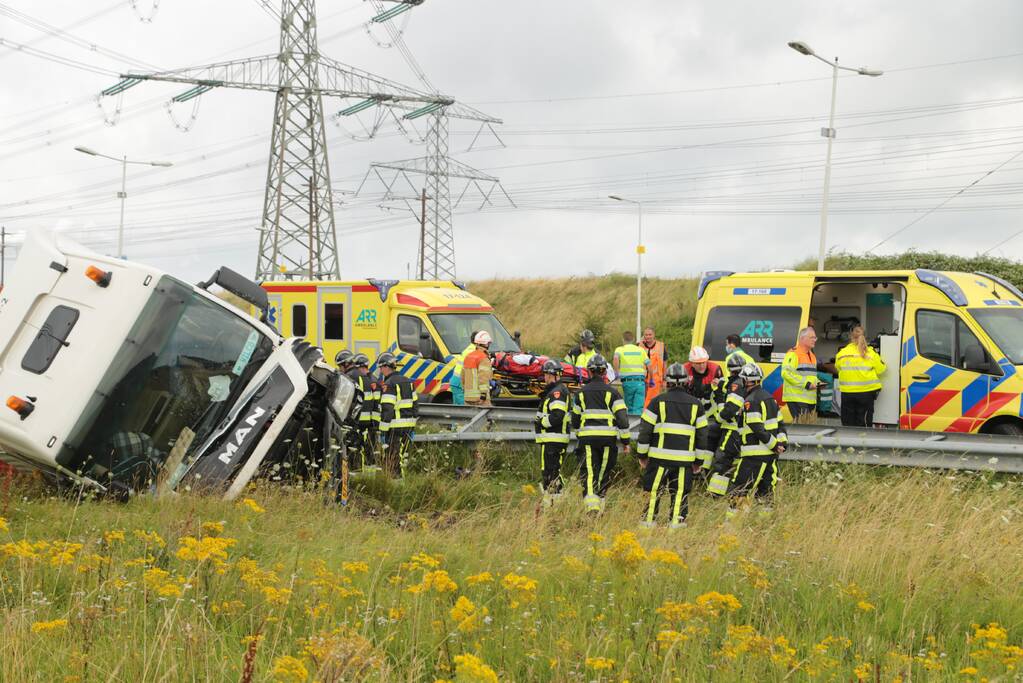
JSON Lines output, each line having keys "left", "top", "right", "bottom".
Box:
{"left": 2, "top": 0, "right": 1022, "bottom": 284}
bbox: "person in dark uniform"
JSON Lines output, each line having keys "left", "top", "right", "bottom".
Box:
{"left": 534, "top": 359, "right": 571, "bottom": 503}
{"left": 377, "top": 352, "right": 418, "bottom": 478}
{"left": 729, "top": 363, "right": 787, "bottom": 516}
{"left": 707, "top": 353, "right": 750, "bottom": 496}
{"left": 571, "top": 354, "right": 630, "bottom": 513}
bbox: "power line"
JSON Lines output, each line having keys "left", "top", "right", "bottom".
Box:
{"left": 0, "top": 37, "right": 119, "bottom": 76}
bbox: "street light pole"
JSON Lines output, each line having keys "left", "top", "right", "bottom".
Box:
{"left": 609, "top": 195, "right": 644, "bottom": 339}
{"left": 74, "top": 146, "right": 173, "bottom": 259}
{"left": 787, "top": 41, "right": 882, "bottom": 270}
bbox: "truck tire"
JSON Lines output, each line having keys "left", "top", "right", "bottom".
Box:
{"left": 989, "top": 421, "right": 1023, "bottom": 437}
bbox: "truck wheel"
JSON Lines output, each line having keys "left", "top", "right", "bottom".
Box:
{"left": 989, "top": 421, "right": 1023, "bottom": 437}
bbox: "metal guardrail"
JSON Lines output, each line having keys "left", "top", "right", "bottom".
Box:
{"left": 417, "top": 405, "right": 1023, "bottom": 474}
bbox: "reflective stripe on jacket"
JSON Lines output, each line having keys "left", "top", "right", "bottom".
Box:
{"left": 571, "top": 380, "right": 630, "bottom": 441}
{"left": 835, "top": 342, "right": 885, "bottom": 393}
{"left": 535, "top": 381, "right": 571, "bottom": 444}
{"left": 781, "top": 347, "right": 818, "bottom": 405}
{"left": 636, "top": 389, "right": 710, "bottom": 463}
{"left": 380, "top": 372, "right": 418, "bottom": 432}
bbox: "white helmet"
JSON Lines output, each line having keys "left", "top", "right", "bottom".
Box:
{"left": 688, "top": 346, "right": 710, "bottom": 363}
{"left": 473, "top": 330, "right": 493, "bottom": 346}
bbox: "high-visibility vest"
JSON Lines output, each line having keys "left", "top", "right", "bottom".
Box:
{"left": 642, "top": 340, "right": 666, "bottom": 382}
{"left": 462, "top": 349, "right": 493, "bottom": 404}
{"left": 781, "top": 347, "right": 818, "bottom": 405}
{"left": 452, "top": 342, "right": 474, "bottom": 382}
{"left": 613, "top": 343, "right": 648, "bottom": 377}
{"left": 726, "top": 348, "right": 756, "bottom": 368}
{"left": 835, "top": 343, "right": 885, "bottom": 393}
{"left": 566, "top": 348, "right": 597, "bottom": 370}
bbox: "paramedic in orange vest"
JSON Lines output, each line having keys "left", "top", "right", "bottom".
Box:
{"left": 782, "top": 326, "right": 823, "bottom": 420}
{"left": 462, "top": 331, "right": 494, "bottom": 406}
{"left": 641, "top": 326, "right": 667, "bottom": 405}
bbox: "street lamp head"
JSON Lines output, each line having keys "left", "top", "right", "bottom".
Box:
{"left": 150, "top": 161, "right": 174, "bottom": 167}
{"left": 788, "top": 41, "right": 815, "bottom": 56}
{"left": 608, "top": 195, "right": 623, "bottom": 201}
{"left": 74, "top": 145, "right": 99, "bottom": 156}
{"left": 857, "top": 67, "right": 884, "bottom": 77}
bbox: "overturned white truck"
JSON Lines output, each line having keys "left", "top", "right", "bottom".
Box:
{"left": 0, "top": 232, "right": 358, "bottom": 499}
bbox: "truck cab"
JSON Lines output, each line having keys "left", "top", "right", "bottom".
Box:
{"left": 695, "top": 269, "right": 1023, "bottom": 434}
{"left": 0, "top": 232, "right": 356, "bottom": 498}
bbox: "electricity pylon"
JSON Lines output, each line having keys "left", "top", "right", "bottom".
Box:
{"left": 100, "top": 0, "right": 453, "bottom": 280}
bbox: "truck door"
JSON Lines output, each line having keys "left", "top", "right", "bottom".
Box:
{"left": 902, "top": 306, "right": 998, "bottom": 431}
{"left": 317, "top": 286, "right": 352, "bottom": 363}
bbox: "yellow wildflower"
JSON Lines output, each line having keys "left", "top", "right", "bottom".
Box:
{"left": 959, "top": 666, "right": 978, "bottom": 675}
{"left": 102, "top": 529, "right": 125, "bottom": 544}
{"left": 133, "top": 530, "right": 166, "bottom": 548}
{"left": 585, "top": 657, "right": 615, "bottom": 671}
{"left": 237, "top": 557, "right": 280, "bottom": 589}
{"left": 648, "top": 548, "right": 686, "bottom": 570}
{"left": 856, "top": 600, "right": 876, "bottom": 612}
{"left": 854, "top": 662, "right": 873, "bottom": 680}
{"left": 521, "top": 483, "right": 537, "bottom": 495}
{"left": 31, "top": 619, "right": 68, "bottom": 634}
{"left": 262, "top": 586, "right": 293, "bottom": 606}
{"left": 657, "top": 630, "right": 689, "bottom": 647}
{"left": 562, "top": 555, "right": 588, "bottom": 573}
{"left": 143, "top": 567, "right": 184, "bottom": 598}
{"left": 588, "top": 532, "right": 605, "bottom": 543}
{"left": 0, "top": 517, "right": 8, "bottom": 533}
{"left": 240, "top": 498, "right": 265, "bottom": 514}
{"left": 527, "top": 541, "right": 541, "bottom": 557}
{"left": 453, "top": 653, "right": 498, "bottom": 683}
{"left": 466, "top": 571, "right": 493, "bottom": 585}
{"left": 604, "top": 531, "right": 646, "bottom": 570}
{"left": 48, "top": 541, "right": 83, "bottom": 567}
{"left": 407, "top": 569, "right": 458, "bottom": 595}
{"left": 388, "top": 607, "right": 405, "bottom": 621}
{"left": 501, "top": 572, "right": 538, "bottom": 606}
{"left": 342, "top": 561, "right": 369, "bottom": 574}
{"left": 271, "top": 655, "right": 308, "bottom": 682}
{"left": 2, "top": 539, "right": 43, "bottom": 561}
{"left": 201, "top": 521, "right": 225, "bottom": 536}
{"left": 212, "top": 600, "right": 245, "bottom": 616}
{"left": 695, "top": 591, "right": 742, "bottom": 616}
{"left": 450, "top": 595, "right": 488, "bottom": 633}
{"left": 176, "top": 535, "right": 236, "bottom": 565}
{"left": 717, "top": 533, "right": 740, "bottom": 554}
{"left": 739, "top": 558, "right": 770, "bottom": 590}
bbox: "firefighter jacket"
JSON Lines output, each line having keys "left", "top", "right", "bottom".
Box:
{"left": 380, "top": 371, "right": 418, "bottom": 432}
{"left": 535, "top": 381, "right": 571, "bottom": 444}
{"left": 684, "top": 361, "right": 723, "bottom": 416}
{"left": 368, "top": 371, "right": 382, "bottom": 423}
{"left": 636, "top": 387, "right": 710, "bottom": 463}
{"left": 835, "top": 343, "right": 886, "bottom": 393}
{"left": 782, "top": 347, "right": 819, "bottom": 405}
{"left": 740, "top": 385, "right": 788, "bottom": 456}
{"left": 714, "top": 373, "right": 747, "bottom": 432}
{"left": 346, "top": 367, "right": 376, "bottom": 426}
{"left": 571, "top": 379, "right": 630, "bottom": 442}
{"left": 462, "top": 348, "right": 493, "bottom": 404}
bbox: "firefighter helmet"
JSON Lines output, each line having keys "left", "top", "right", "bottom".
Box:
{"left": 335, "top": 349, "right": 355, "bottom": 367}
{"left": 580, "top": 329, "right": 596, "bottom": 346}
{"left": 726, "top": 353, "right": 747, "bottom": 375}
{"left": 473, "top": 330, "right": 493, "bottom": 346}
{"left": 738, "top": 363, "right": 764, "bottom": 383}
{"left": 376, "top": 352, "right": 398, "bottom": 369}
{"left": 541, "top": 359, "right": 562, "bottom": 376}
{"left": 586, "top": 353, "right": 608, "bottom": 375}
{"left": 688, "top": 346, "right": 710, "bottom": 363}
{"left": 665, "top": 362, "right": 688, "bottom": 387}
{"left": 352, "top": 353, "right": 369, "bottom": 368}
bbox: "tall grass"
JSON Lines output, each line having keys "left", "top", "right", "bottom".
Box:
{"left": 1, "top": 461, "right": 1021, "bottom": 681}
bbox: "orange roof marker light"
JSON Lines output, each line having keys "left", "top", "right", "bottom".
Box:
{"left": 6, "top": 396, "right": 35, "bottom": 420}
{"left": 85, "top": 265, "right": 111, "bottom": 288}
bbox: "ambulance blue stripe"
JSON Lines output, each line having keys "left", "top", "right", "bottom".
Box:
{"left": 961, "top": 375, "right": 990, "bottom": 415}
{"left": 902, "top": 336, "right": 917, "bottom": 365}
{"left": 907, "top": 363, "right": 955, "bottom": 406}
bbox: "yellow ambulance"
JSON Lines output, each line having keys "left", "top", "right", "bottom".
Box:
{"left": 260, "top": 279, "right": 532, "bottom": 403}
{"left": 694, "top": 269, "right": 1023, "bottom": 435}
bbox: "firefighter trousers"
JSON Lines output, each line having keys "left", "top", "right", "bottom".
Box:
{"left": 710, "top": 428, "right": 741, "bottom": 475}
{"left": 578, "top": 436, "right": 618, "bottom": 511}
{"left": 359, "top": 424, "right": 378, "bottom": 469}
{"left": 382, "top": 428, "right": 413, "bottom": 478}
{"left": 728, "top": 454, "right": 778, "bottom": 503}
{"left": 641, "top": 460, "right": 692, "bottom": 526}
{"left": 539, "top": 443, "right": 566, "bottom": 494}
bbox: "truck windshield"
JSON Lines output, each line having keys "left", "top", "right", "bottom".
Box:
{"left": 429, "top": 313, "right": 520, "bottom": 354}
{"left": 969, "top": 308, "right": 1023, "bottom": 365}
{"left": 61, "top": 276, "right": 274, "bottom": 491}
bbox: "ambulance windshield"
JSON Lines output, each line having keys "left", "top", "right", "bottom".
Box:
{"left": 60, "top": 277, "right": 274, "bottom": 492}
{"left": 429, "top": 313, "right": 519, "bottom": 353}
{"left": 970, "top": 308, "right": 1023, "bottom": 365}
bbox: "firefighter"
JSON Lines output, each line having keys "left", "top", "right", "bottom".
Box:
{"left": 635, "top": 363, "right": 710, "bottom": 529}
{"left": 377, "top": 352, "right": 418, "bottom": 478}
{"left": 564, "top": 329, "right": 598, "bottom": 375}
{"left": 571, "top": 354, "right": 631, "bottom": 513}
{"left": 729, "top": 363, "right": 787, "bottom": 516}
{"left": 534, "top": 359, "right": 571, "bottom": 502}
{"left": 707, "top": 354, "right": 749, "bottom": 496}
{"left": 449, "top": 330, "right": 478, "bottom": 406}
{"left": 462, "top": 331, "right": 494, "bottom": 405}
{"left": 684, "top": 346, "right": 724, "bottom": 415}
{"left": 349, "top": 353, "right": 378, "bottom": 470}
{"left": 613, "top": 330, "right": 650, "bottom": 416}
{"left": 782, "top": 327, "right": 822, "bottom": 420}
{"left": 335, "top": 349, "right": 355, "bottom": 373}
{"left": 641, "top": 327, "right": 667, "bottom": 405}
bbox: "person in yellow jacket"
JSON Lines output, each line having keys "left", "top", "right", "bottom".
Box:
{"left": 835, "top": 326, "right": 886, "bottom": 427}
{"left": 613, "top": 331, "right": 650, "bottom": 415}
{"left": 781, "top": 327, "right": 822, "bottom": 420}
{"left": 449, "top": 330, "right": 478, "bottom": 406}
{"left": 462, "top": 331, "right": 494, "bottom": 405}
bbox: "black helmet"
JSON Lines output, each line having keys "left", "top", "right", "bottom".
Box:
{"left": 377, "top": 352, "right": 398, "bottom": 369}
{"left": 726, "top": 353, "right": 747, "bottom": 375}
{"left": 665, "top": 362, "right": 688, "bottom": 387}
{"left": 738, "top": 362, "right": 764, "bottom": 383}
{"left": 335, "top": 349, "right": 355, "bottom": 367}
{"left": 586, "top": 354, "right": 608, "bottom": 374}
{"left": 541, "top": 359, "right": 562, "bottom": 376}
{"left": 353, "top": 353, "right": 369, "bottom": 368}
{"left": 580, "top": 329, "right": 596, "bottom": 345}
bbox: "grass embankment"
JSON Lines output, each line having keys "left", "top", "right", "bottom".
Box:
{"left": 1, "top": 457, "right": 1021, "bottom": 682}
{"left": 469, "top": 274, "right": 698, "bottom": 359}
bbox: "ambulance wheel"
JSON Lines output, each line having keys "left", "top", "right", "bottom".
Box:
{"left": 988, "top": 421, "right": 1023, "bottom": 437}
{"left": 432, "top": 392, "right": 452, "bottom": 404}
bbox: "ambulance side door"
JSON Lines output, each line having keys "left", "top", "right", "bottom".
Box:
{"left": 318, "top": 286, "right": 352, "bottom": 363}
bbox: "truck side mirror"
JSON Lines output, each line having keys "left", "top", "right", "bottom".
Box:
{"left": 198, "top": 267, "right": 269, "bottom": 319}
{"left": 418, "top": 331, "right": 436, "bottom": 360}
{"left": 513, "top": 330, "right": 521, "bottom": 350}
